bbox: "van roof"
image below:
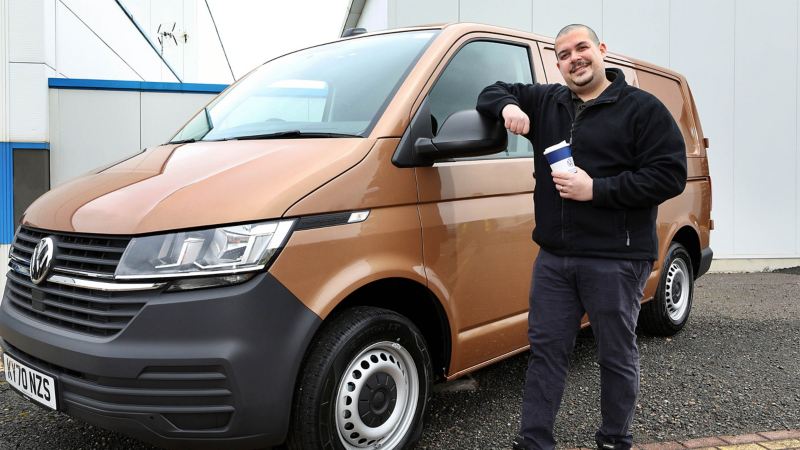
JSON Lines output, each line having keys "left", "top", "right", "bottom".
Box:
{"left": 336, "top": 22, "right": 685, "bottom": 82}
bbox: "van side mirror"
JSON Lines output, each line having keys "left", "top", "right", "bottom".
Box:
{"left": 414, "top": 110, "right": 507, "bottom": 161}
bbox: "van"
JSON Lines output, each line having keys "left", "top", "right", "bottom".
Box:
{"left": 0, "top": 23, "right": 712, "bottom": 449}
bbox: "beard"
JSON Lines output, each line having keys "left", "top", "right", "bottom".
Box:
{"left": 569, "top": 61, "right": 594, "bottom": 87}
{"left": 572, "top": 72, "right": 594, "bottom": 87}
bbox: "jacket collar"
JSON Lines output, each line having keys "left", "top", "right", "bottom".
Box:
{"left": 556, "top": 67, "right": 626, "bottom": 107}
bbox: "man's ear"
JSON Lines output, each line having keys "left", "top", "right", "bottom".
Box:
{"left": 598, "top": 42, "right": 608, "bottom": 56}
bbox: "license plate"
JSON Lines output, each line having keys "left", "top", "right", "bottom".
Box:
{"left": 3, "top": 353, "right": 57, "bottom": 410}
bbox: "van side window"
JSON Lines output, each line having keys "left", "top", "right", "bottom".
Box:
{"left": 427, "top": 40, "right": 534, "bottom": 159}
{"left": 637, "top": 70, "right": 699, "bottom": 155}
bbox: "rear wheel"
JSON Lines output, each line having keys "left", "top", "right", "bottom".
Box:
{"left": 287, "top": 307, "right": 431, "bottom": 450}
{"left": 639, "top": 242, "right": 694, "bottom": 336}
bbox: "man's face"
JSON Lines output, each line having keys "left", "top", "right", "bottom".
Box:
{"left": 555, "top": 28, "right": 607, "bottom": 93}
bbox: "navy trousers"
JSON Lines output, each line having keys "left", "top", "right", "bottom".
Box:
{"left": 520, "top": 250, "right": 652, "bottom": 450}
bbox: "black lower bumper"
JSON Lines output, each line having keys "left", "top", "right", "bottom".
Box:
{"left": 697, "top": 246, "right": 713, "bottom": 278}
{"left": 0, "top": 272, "right": 321, "bottom": 449}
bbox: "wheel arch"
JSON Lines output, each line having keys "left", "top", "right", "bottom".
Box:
{"left": 322, "top": 278, "right": 452, "bottom": 382}
{"left": 670, "top": 225, "right": 701, "bottom": 278}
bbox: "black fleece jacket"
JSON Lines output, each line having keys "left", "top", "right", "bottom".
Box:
{"left": 476, "top": 68, "right": 687, "bottom": 261}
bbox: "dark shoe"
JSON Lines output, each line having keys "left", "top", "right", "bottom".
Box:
{"left": 512, "top": 434, "right": 536, "bottom": 450}
{"left": 595, "top": 436, "right": 630, "bottom": 450}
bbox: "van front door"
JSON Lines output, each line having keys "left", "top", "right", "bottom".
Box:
{"left": 415, "top": 38, "right": 539, "bottom": 376}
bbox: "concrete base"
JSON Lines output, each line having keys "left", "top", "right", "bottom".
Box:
{"left": 709, "top": 258, "right": 800, "bottom": 273}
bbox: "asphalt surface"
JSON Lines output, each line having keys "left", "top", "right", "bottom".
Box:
{"left": 1, "top": 270, "right": 799, "bottom": 450}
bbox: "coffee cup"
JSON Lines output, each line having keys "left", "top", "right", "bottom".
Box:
{"left": 543, "top": 140, "right": 577, "bottom": 173}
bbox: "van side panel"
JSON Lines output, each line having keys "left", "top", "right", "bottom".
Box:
{"left": 416, "top": 158, "right": 536, "bottom": 374}
{"left": 282, "top": 139, "right": 415, "bottom": 216}
{"left": 269, "top": 205, "right": 427, "bottom": 320}
{"left": 637, "top": 70, "right": 705, "bottom": 158}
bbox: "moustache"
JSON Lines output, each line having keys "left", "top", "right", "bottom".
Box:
{"left": 570, "top": 60, "right": 590, "bottom": 73}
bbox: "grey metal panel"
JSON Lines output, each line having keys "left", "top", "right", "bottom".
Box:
{"left": 459, "top": 0, "right": 532, "bottom": 32}
{"left": 0, "top": 245, "right": 7, "bottom": 299}
{"left": 733, "top": 0, "right": 797, "bottom": 256}
{"left": 9, "top": 63, "right": 48, "bottom": 141}
{"left": 392, "top": 0, "right": 457, "bottom": 28}
{"left": 9, "top": 0, "right": 46, "bottom": 63}
{"left": 603, "top": 0, "right": 670, "bottom": 68}
{"left": 13, "top": 149, "right": 49, "bottom": 226}
{"left": 140, "top": 92, "right": 215, "bottom": 149}
{"left": 669, "top": 0, "right": 735, "bottom": 258}
{"left": 531, "top": 0, "right": 603, "bottom": 40}
{"left": 357, "top": 0, "right": 389, "bottom": 31}
{"left": 50, "top": 89, "right": 141, "bottom": 187}
{"left": 0, "top": 0, "right": 8, "bottom": 142}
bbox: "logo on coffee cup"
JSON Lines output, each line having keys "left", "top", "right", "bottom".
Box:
{"left": 544, "top": 140, "right": 578, "bottom": 173}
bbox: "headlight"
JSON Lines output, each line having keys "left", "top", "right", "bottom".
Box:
{"left": 115, "top": 220, "right": 295, "bottom": 280}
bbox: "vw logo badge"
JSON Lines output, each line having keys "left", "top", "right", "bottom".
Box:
{"left": 30, "top": 237, "right": 55, "bottom": 285}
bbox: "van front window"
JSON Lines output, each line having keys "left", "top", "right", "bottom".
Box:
{"left": 170, "top": 30, "right": 438, "bottom": 142}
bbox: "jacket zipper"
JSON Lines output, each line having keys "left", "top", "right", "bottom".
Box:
{"left": 624, "top": 212, "right": 630, "bottom": 246}
{"left": 561, "top": 97, "right": 615, "bottom": 249}
{"left": 561, "top": 198, "right": 566, "bottom": 245}
{"left": 563, "top": 104, "right": 576, "bottom": 248}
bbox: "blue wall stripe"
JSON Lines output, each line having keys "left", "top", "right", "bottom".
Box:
{"left": 10, "top": 142, "right": 49, "bottom": 150}
{"left": 48, "top": 78, "right": 228, "bottom": 94}
{"left": 0, "top": 143, "right": 13, "bottom": 244}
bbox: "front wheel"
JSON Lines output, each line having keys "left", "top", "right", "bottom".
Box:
{"left": 287, "top": 307, "right": 431, "bottom": 450}
{"left": 638, "top": 242, "right": 694, "bottom": 336}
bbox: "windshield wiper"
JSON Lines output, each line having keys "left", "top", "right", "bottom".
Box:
{"left": 170, "top": 138, "right": 197, "bottom": 144}
{"left": 219, "top": 131, "right": 361, "bottom": 141}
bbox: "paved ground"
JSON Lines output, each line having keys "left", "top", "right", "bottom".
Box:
{"left": 0, "top": 270, "right": 799, "bottom": 449}
{"left": 625, "top": 429, "right": 800, "bottom": 450}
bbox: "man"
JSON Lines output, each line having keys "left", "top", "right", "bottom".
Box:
{"left": 476, "top": 24, "right": 687, "bottom": 450}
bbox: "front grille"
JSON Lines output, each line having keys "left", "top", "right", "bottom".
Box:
{"left": 11, "top": 226, "right": 128, "bottom": 278}
{"left": 6, "top": 227, "right": 146, "bottom": 337}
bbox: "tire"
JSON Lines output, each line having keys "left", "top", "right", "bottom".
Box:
{"left": 638, "top": 242, "right": 694, "bottom": 336}
{"left": 287, "top": 307, "right": 432, "bottom": 450}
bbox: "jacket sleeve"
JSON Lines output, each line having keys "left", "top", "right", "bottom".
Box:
{"left": 592, "top": 95, "right": 687, "bottom": 209}
{"left": 476, "top": 81, "right": 541, "bottom": 121}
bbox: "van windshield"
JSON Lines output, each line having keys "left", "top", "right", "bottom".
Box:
{"left": 170, "top": 30, "right": 439, "bottom": 143}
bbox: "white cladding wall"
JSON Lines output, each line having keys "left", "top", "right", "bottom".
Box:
{"left": 362, "top": 0, "right": 800, "bottom": 260}
{"left": 7, "top": 0, "right": 187, "bottom": 144}
{"left": 49, "top": 89, "right": 215, "bottom": 187}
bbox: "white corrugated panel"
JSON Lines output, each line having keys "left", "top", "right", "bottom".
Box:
{"left": 733, "top": 0, "right": 797, "bottom": 257}
{"left": 531, "top": 0, "right": 602, "bottom": 39}
{"left": 49, "top": 89, "right": 141, "bottom": 187}
{"left": 392, "top": 0, "right": 457, "bottom": 28}
{"left": 0, "top": 0, "right": 9, "bottom": 142}
{"left": 603, "top": 0, "right": 670, "bottom": 68}
{"left": 460, "top": 0, "right": 532, "bottom": 32}
{"left": 59, "top": 0, "right": 178, "bottom": 81}
{"left": 357, "top": 0, "right": 389, "bottom": 31}
{"left": 669, "top": 0, "right": 735, "bottom": 258}
{"left": 55, "top": 1, "right": 142, "bottom": 80}
{"left": 9, "top": 63, "right": 48, "bottom": 141}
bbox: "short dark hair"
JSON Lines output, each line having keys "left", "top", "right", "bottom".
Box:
{"left": 556, "top": 24, "right": 600, "bottom": 45}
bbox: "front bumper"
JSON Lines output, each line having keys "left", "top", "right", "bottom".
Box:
{"left": 0, "top": 272, "right": 321, "bottom": 449}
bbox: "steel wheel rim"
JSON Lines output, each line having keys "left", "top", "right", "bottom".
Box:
{"left": 664, "top": 257, "right": 690, "bottom": 322}
{"left": 334, "top": 341, "right": 419, "bottom": 449}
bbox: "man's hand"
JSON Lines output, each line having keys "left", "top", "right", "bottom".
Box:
{"left": 502, "top": 104, "right": 530, "bottom": 135}
{"left": 552, "top": 167, "right": 593, "bottom": 201}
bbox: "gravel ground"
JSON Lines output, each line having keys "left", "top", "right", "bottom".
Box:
{"left": 1, "top": 271, "right": 799, "bottom": 450}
